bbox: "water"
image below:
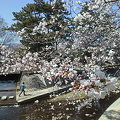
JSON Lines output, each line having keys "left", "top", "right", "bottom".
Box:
{"left": 0, "top": 80, "right": 120, "bottom": 120}
{"left": 0, "top": 91, "right": 15, "bottom": 97}
{"left": 0, "top": 92, "right": 119, "bottom": 120}
{"left": 0, "top": 81, "right": 16, "bottom": 97}
{"left": 0, "top": 81, "right": 16, "bottom": 90}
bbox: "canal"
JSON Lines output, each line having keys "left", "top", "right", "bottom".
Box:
{"left": 0, "top": 80, "right": 16, "bottom": 96}
{"left": 0, "top": 80, "right": 120, "bottom": 120}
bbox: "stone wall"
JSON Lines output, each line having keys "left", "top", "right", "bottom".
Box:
{"left": 20, "top": 73, "right": 55, "bottom": 89}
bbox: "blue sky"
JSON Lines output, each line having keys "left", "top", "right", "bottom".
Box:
{"left": 0, "top": 0, "right": 90, "bottom": 27}
{"left": 0, "top": 0, "right": 34, "bottom": 26}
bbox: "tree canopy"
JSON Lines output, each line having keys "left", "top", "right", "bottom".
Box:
{"left": 8, "top": 0, "right": 119, "bottom": 58}
{"left": 9, "top": 0, "right": 71, "bottom": 51}
{"left": 72, "top": 0, "right": 120, "bottom": 49}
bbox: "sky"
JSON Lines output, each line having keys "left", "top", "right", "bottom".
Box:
{"left": 0, "top": 0, "right": 90, "bottom": 27}
{"left": 0, "top": 0, "right": 34, "bottom": 26}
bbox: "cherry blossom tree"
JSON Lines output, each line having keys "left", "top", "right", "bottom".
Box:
{"left": 70, "top": 0, "right": 120, "bottom": 64}
{"left": 9, "top": 0, "right": 70, "bottom": 52}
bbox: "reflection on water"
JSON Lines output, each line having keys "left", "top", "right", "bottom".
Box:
{"left": 0, "top": 81, "right": 16, "bottom": 90}
{"left": 0, "top": 92, "right": 120, "bottom": 120}
{"left": 0, "top": 91, "right": 15, "bottom": 97}
{"left": 0, "top": 81, "right": 16, "bottom": 96}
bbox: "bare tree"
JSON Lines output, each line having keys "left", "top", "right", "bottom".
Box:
{"left": 0, "top": 16, "right": 18, "bottom": 45}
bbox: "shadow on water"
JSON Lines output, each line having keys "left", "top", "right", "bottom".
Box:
{"left": 0, "top": 73, "right": 21, "bottom": 98}
{"left": 0, "top": 91, "right": 120, "bottom": 120}
{"left": 0, "top": 73, "right": 21, "bottom": 106}
{"left": 0, "top": 81, "right": 16, "bottom": 96}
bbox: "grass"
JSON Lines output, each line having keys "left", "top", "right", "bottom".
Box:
{"left": 48, "top": 89, "right": 87, "bottom": 102}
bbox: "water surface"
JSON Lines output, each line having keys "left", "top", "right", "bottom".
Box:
{"left": 0, "top": 92, "right": 120, "bottom": 120}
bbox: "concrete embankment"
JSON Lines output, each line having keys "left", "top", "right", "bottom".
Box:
{"left": 16, "top": 85, "right": 71, "bottom": 104}
{"left": 99, "top": 97, "right": 120, "bottom": 120}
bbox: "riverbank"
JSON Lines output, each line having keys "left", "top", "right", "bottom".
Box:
{"left": 0, "top": 80, "right": 120, "bottom": 120}
{"left": 16, "top": 85, "right": 71, "bottom": 104}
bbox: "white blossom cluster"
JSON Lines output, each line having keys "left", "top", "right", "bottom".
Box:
{"left": 1, "top": 43, "right": 119, "bottom": 104}
{"left": 69, "top": 65, "right": 118, "bottom": 104}
{"left": 1, "top": 0, "right": 119, "bottom": 107}
{"left": 72, "top": 0, "right": 120, "bottom": 51}
{"left": 0, "top": 45, "right": 77, "bottom": 78}
{"left": 17, "top": 27, "right": 27, "bottom": 36}
{"left": 33, "top": 20, "right": 48, "bottom": 35}
{"left": 74, "top": 12, "right": 92, "bottom": 22}
{"left": 0, "top": 44, "right": 117, "bottom": 79}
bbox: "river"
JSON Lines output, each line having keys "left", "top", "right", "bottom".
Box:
{"left": 0, "top": 81, "right": 16, "bottom": 96}
{"left": 0, "top": 81, "right": 120, "bottom": 120}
